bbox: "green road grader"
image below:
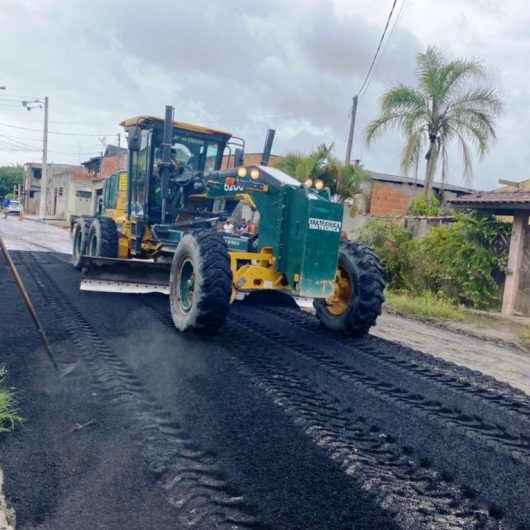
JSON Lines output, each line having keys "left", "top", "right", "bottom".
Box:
{"left": 72, "top": 106, "right": 384, "bottom": 334}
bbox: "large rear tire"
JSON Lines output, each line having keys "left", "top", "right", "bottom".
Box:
{"left": 72, "top": 218, "right": 91, "bottom": 269}
{"left": 314, "top": 242, "right": 384, "bottom": 336}
{"left": 170, "top": 230, "right": 232, "bottom": 333}
{"left": 87, "top": 217, "right": 118, "bottom": 258}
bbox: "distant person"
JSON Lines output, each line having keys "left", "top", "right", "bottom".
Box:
{"left": 223, "top": 219, "right": 234, "bottom": 234}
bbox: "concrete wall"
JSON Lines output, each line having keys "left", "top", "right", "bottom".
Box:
{"left": 515, "top": 225, "right": 530, "bottom": 315}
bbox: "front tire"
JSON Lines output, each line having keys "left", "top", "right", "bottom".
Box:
{"left": 170, "top": 230, "right": 232, "bottom": 333}
{"left": 87, "top": 217, "right": 118, "bottom": 258}
{"left": 314, "top": 242, "right": 385, "bottom": 336}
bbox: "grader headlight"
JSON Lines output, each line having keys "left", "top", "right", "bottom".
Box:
{"left": 315, "top": 179, "right": 324, "bottom": 190}
{"left": 250, "top": 168, "right": 260, "bottom": 180}
{"left": 303, "top": 178, "right": 313, "bottom": 189}
{"left": 237, "top": 166, "right": 247, "bottom": 178}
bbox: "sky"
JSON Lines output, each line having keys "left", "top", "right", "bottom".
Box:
{"left": 0, "top": 0, "right": 528, "bottom": 190}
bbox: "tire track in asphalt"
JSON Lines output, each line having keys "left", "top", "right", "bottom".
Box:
{"left": 138, "top": 296, "right": 506, "bottom": 529}
{"left": 15, "top": 251, "right": 265, "bottom": 530}
{"left": 265, "top": 305, "right": 530, "bottom": 423}
{"left": 227, "top": 304, "right": 529, "bottom": 529}
{"left": 219, "top": 319, "right": 504, "bottom": 530}
{"left": 248, "top": 305, "right": 530, "bottom": 451}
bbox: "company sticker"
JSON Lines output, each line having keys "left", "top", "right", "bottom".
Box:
{"left": 308, "top": 217, "right": 341, "bottom": 232}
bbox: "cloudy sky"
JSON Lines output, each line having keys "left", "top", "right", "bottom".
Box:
{"left": 0, "top": 0, "right": 528, "bottom": 189}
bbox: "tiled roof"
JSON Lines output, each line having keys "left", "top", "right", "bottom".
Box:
{"left": 451, "top": 191, "right": 530, "bottom": 205}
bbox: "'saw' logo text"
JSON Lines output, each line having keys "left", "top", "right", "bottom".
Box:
{"left": 224, "top": 182, "right": 244, "bottom": 193}
{"left": 308, "top": 217, "right": 341, "bottom": 233}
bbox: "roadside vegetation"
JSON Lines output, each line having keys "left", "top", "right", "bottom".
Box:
{"left": 0, "top": 368, "right": 21, "bottom": 433}
{"left": 359, "top": 213, "right": 511, "bottom": 313}
{"left": 274, "top": 143, "right": 369, "bottom": 200}
{"left": 0, "top": 165, "right": 23, "bottom": 200}
{"left": 385, "top": 291, "right": 467, "bottom": 321}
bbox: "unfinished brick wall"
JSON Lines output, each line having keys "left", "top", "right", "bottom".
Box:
{"left": 99, "top": 155, "right": 127, "bottom": 180}
{"left": 369, "top": 182, "right": 413, "bottom": 217}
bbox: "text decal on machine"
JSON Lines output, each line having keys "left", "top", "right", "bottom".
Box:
{"left": 308, "top": 217, "right": 341, "bottom": 232}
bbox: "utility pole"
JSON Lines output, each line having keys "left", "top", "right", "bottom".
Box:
{"left": 38, "top": 97, "right": 49, "bottom": 219}
{"left": 344, "top": 95, "right": 358, "bottom": 167}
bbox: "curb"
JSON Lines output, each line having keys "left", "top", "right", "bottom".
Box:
{"left": 0, "top": 468, "right": 15, "bottom": 530}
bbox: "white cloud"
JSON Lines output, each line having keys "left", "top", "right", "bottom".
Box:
{"left": 0, "top": 0, "right": 527, "bottom": 189}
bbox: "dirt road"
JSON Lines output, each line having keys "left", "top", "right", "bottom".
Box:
{"left": 1, "top": 217, "right": 529, "bottom": 529}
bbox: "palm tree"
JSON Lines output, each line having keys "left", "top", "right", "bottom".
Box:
{"left": 274, "top": 144, "right": 367, "bottom": 198}
{"left": 365, "top": 47, "right": 502, "bottom": 204}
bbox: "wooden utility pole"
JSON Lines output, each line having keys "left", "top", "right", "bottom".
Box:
{"left": 38, "top": 96, "right": 49, "bottom": 219}
{"left": 344, "top": 95, "right": 358, "bottom": 167}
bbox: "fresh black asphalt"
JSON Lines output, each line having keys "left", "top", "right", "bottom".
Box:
{"left": 1, "top": 250, "right": 529, "bottom": 529}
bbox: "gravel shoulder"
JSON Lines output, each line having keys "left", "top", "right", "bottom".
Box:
{"left": 373, "top": 312, "right": 530, "bottom": 395}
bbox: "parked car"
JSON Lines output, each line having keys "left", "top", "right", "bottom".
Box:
{"left": 5, "top": 200, "right": 22, "bottom": 215}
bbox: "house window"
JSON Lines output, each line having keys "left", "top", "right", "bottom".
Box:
{"left": 58, "top": 187, "right": 64, "bottom": 196}
{"left": 30, "top": 191, "right": 35, "bottom": 198}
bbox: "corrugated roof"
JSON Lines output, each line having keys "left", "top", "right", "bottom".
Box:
{"left": 368, "top": 171, "right": 475, "bottom": 194}
{"left": 451, "top": 191, "right": 530, "bottom": 205}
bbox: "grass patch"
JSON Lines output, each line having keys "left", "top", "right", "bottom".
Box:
{"left": 0, "top": 368, "right": 21, "bottom": 433}
{"left": 385, "top": 290, "right": 468, "bottom": 322}
{"left": 518, "top": 327, "right": 530, "bottom": 351}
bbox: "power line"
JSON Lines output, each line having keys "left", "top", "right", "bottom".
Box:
{"left": 357, "top": 0, "right": 398, "bottom": 97}
{"left": 0, "top": 133, "right": 41, "bottom": 150}
{"left": 0, "top": 121, "right": 117, "bottom": 137}
{"left": 385, "top": 0, "right": 409, "bottom": 47}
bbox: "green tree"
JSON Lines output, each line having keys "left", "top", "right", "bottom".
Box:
{"left": 0, "top": 165, "right": 24, "bottom": 199}
{"left": 274, "top": 144, "right": 367, "bottom": 199}
{"left": 365, "top": 47, "right": 502, "bottom": 204}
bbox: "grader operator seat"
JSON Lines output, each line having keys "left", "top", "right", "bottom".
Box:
{"left": 122, "top": 112, "right": 232, "bottom": 225}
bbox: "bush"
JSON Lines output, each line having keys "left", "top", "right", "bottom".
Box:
{"left": 408, "top": 193, "right": 441, "bottom": 216}
{"left": 359, "top": 213, "right": 510, "bottom": 310}
{"left": 418, "top": 214, "right": 510, "bottom": 308}
{"left": 358, "top": 219, "right": 415, "bottom": 290}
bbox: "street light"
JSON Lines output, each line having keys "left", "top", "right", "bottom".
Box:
{"left": 23, "top": 97, "right": 49, "bottom": 219}
{"left": 22, "top": 99, "right": 43, "bottom": 111}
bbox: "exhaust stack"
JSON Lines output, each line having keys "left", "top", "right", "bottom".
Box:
{"left": 260, "top": 129, "right": 276, "bottom": 166}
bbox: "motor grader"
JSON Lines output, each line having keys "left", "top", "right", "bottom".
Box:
{"left": 72, "top": 106, "right": 384, "bottom": 334}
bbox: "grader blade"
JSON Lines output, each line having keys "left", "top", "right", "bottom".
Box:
{"left": 80, "top": 256, "right": 170, "bottom": 295}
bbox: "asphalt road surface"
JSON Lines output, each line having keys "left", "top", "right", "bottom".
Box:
{"left": 1, "top": 224, "right": 529, "bottom": 529}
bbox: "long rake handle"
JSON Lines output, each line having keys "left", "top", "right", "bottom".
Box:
{"left": 0, "top": 234, "right": 59, "bottom": 372}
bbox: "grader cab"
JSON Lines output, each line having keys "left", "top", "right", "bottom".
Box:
{"left": 72, "top": 106, "right": 384, "bottom": 334}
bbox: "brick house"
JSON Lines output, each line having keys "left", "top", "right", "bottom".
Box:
{"left": 81, "top": 145, "right": 128, "bottom": 214}
{"left": 363, "top": 171, "right": 474, "bottom": 217}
